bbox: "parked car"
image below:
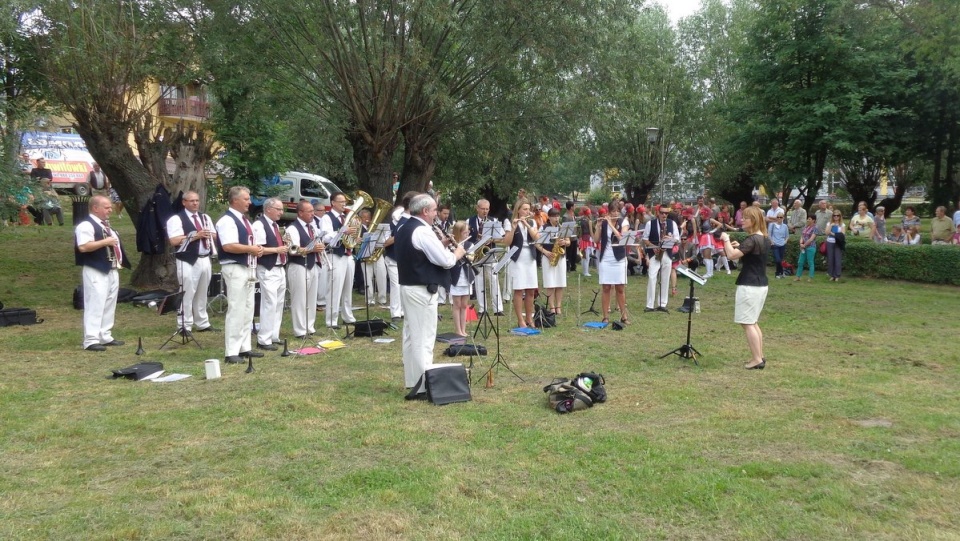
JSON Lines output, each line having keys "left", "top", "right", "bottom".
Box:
{"left": 251, "top": 171, "right": 344, "bottom": 223}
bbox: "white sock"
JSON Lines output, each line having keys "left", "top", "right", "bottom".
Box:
{"left": 705, "top": 259, "right": 714, "bottom": 277}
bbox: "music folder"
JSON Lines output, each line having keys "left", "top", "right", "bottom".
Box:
{"left": 676, "top": 265, "right": 707, "bottom": 285}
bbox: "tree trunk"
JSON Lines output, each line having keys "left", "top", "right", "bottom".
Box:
{"left": 401, "top": 126, "right": 440, "bottom": 199}
{"left": 347, "top": 129, "right": 398, "bottom": 204}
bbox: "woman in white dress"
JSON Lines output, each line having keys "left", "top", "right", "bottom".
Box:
{"left": 593, "top": 203, "right": 630, "bottom": 324}
{"left": 447, "top": 221, "right": 475, "bottom": 337}
{"left": 503, "top": 198, "right": 540, "bottom": 328}
{"left": 537, "top": 208, "right": 569, "bottom": 315}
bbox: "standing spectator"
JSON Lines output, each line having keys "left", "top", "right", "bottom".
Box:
{"left": 765, "top": 198, "right": 785, "bottom": 224}
{"left": 953, "top": 201, "right": 960, "bottom": 227}
{"left": 75, "top": 194, "right": 129, "bottom": 351}
{"left": 825, "top": 210, "right": 846, "bottom": 281}
{"left": 930, "top": 206, "right": 953, "bottom": 244}
{"left": 709, "top": 197, "right": 720, "bottom": 218}
{"left": 794, "top": 215, "right": 818, "bottom": 281}
{"left": 901, "top": 206, "right": 921, "bottom": 232}
{"left": 787, "top": 199, "right": 807, "bottom": 234}
{"left": 769, "top": 214, "right": 789, "bottom": 278}
{"left": 29, "top": 157, "right": 53, "bottom": 182}
{"left": 952, "top": 223, "right": 960, "bottom": 245}
{"left": 734, "top": 201, "right": 747, "bottom": 230}
{"left": 718, "top": 206, "right": 771, "bottom": 370}
{"left": 814, "top": 199, "right": 831, "bottom": 233}
{"left": 88, "top": 163, "right": 110, "bottom": 195}
{"left": 849, "top": 202, "right": 875, "bottom": 237}
{"left": 717, "top": 204, "right": 732, "bottom": 228}
{"left": 562, "top": 201, "right": 578, "bottom": 272}
{"left": 871, "top": 206, "right": 887, "bottom": 243}
{"left": 579, "top": 207, "right": 595, "bottom": 277}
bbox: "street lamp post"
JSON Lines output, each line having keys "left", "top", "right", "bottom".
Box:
{"left": 646, "top": 127, "right": 666, "bottom": 204}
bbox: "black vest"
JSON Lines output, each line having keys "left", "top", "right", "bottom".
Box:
{"left": 258, "top": 216, "right": 283, "bottom": 270}
{"left": 396, "top": 219, "right": 451, "bottom": 288}
{"left": 599, "top": 219, "right": 626, "bottom": 261}
{"left": 327, "top": 211, "right": 348, "bottom": 257}
{"left": 75, "top": 216, "right": 130, "bottom": 272}
{"left": 509, "top": 223, "right": 536, "bottom": 262}
{"left": 173, "top": 212, "right": 205, "bottom": 264}
{"left": 288, "top": 219, "right": 317, "bottom": 269}
{"left": 384, "top": 215, "right": 409, "bottom": 261}
{"left": 214, "top": 211, "right": 252, "bottom": 265}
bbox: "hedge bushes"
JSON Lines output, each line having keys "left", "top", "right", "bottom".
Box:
{"left": 727, "top": 233, "right": 960, "bottom": 285}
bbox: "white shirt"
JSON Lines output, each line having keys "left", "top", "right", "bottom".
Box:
{"left": 766, "top": 207, "right": 785, "bottom": 220}
{"left": 642, "top": 219, "right": 679, "bottom": 249}
{"left": 411, "top": 217, "right": 456, "bottom": 269}
{"left": 215, "top": 208, "right": 253, "bottom": 265}
{"left": 167, "top": 211, "right": 212, "bottom": 256}
{"left": 319, "top": 210, "right": 349, "bottom": 246}
{"left": 953, "top": 209, "right": 960, "bottom": 227}
{"left": 286, "top": 218, "right": 317, "bottom": 250}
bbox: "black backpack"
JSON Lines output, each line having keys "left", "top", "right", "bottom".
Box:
{"left": 543, "top": 372, "right": 607, "bottom": 414}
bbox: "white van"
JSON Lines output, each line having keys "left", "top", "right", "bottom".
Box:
{"left": 252, "top": 171, "right": 344, "bottom": 222}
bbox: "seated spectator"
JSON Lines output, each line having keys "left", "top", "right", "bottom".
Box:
{"left": 38, "top": 179, "right": 64, "bottom": 226}
{"left": 930, "top": 206, "right": 953, "bottom": 244}
{"left": 888, "top": 224, "right": 906, "bottom": 244}
{"left": 953, "top": 223, "right": 960, "bottom": 246}
{"left": 904, "top": 225, "right": 921, "bottom": 245}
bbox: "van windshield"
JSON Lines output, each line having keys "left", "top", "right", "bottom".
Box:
{"left": 300, "top": 178, "right": 330, "bottom": 199}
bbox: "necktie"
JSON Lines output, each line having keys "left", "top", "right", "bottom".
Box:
{"left": 241, "top": 215, "right": 255, "bottom": 266}
{"left": 192, "top": 214, "right": 208, "bottom": 250}
{"left": 102, "top": 220, "right": 121, "bottom": 267}
{"left": 241, "top": 215, "right": 253, "bottom": 238}
{"left": 274, "top": 222, "right": 286, "bottom": 265}
{"left": 307, "top": 223, "right": 315, "bottom": 240}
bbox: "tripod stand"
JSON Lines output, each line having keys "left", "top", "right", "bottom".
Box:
{"left": 659, "top": 267, "right": 705, "bottom": 365}
{"left": 581, "top": 289, "right": 601, "bottom": 317}
{"left": 473, "top": 247, "right": 523, "bottom": 387}
{"left": 207, "top": 272, "right": 228, "bottom": 314}
{"left": 157, "top": 259, "right": 203, "bottom": 349}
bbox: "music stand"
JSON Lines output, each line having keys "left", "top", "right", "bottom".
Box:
{"left": 348, "top": 228, "right": 389, "bottom": 340}
{"left": 471, "top": 246, "right": 502, "bottom": 339}
{"left": 158, "top": 291, "right": 200, "bottom": 349}
{"left": 475, "top": 246, "right": 523, "bottom": 387}
{"left": 659, "top": 265, "right": 706, "bottom": 365}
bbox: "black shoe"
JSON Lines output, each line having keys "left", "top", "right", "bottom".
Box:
{"left": 746, "top": 360, "right": 766, "bottom": 370}
{"left": 195, "top": 326, "right": 218, "bottom": 333}
{"left": 294, "top": 335, "right": 306, "bottom": 339}
{"left": 85, "top": 344, "right": 107, "bottom": 352}
{"left": 494, "top": 312, "right": 505, "bottom": 316}
{"left": 103, "top": 340, "right": 125, "bottom": 346}
{"left": 257, "top": 343, "right": 278, "bottom": 351}
{"left": 328, "top": 325, "right": 341, "bottom": 330}
{"left": 644, "top": 307, "right": 655, "bottom": 313}
{"left": 240, "top": 350, "right": 264, "bottom": 358}
{"left": 224, "top": 355, "right": 243, "bottom": 364}
{"left": 655, "top": 306, "right": 669, "bottom": 313}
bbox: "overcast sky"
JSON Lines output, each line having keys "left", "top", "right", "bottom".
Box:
{"left": 662, "top": 0, "right": 704, "bottom": 24}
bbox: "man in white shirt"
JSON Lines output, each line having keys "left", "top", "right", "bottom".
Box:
{"left": 214, "top": 186, "right": 263, "bottom": 364}
{"left": 642, "top": 206, "right": 680, "bottom": 312}
{"left": 765, "top": 198, "right": 785, "bottom": 226}
{"left": 75, "top": 195, "right": 129, "bottom": 351}
{"left": 396, "top": 194, "right": 465, "bottom": 395}
{"left": 251, "top": 198, "right": 290, "bottom": 349}
{"left": 319, "top": 192, "right": 358, "bottom": 329}
{"left": 166, "top": 191, "right": 216, "bottom": 333}
{"left": 287, "top": 200, "right": 325, "bottom": 337}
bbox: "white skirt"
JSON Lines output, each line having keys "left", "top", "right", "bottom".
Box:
{"left": 450, "top": 269, "right": 473, "bottom": 297}
{"left": 541, "top": 255, "right": 567, "bottom": 288}
{"left": 734, "top": 285, "right": 768, "bottom": 324}
{"left": 511, "top": 246, "right": 539, "bottom": 290}
{"left": 598, "top": 246, "right": 627, "bottom": 285}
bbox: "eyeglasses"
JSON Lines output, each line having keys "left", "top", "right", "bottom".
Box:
{"left": 833, "top": 214, "right": 841, "bottom": 217}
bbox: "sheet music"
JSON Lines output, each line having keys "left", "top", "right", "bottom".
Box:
{"left": 556, "top": 222, "right": 577, "bottom": 238}
{"left": 618, "top": 231, "right": 640, "bottom": 246}
{"left": 177, "top": 231, "right": 198, "bottom": 253}
{"left": 481, "top": 220, "right": 505, "bottom": 239}
{"left": 677, "top": 265, "right": 707, "bottom": 285}
{"left": 493, "top": 246, "right": 518, "bottom": 273}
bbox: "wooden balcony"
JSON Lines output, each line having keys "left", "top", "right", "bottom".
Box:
{"left": 158, "top": 97, "right": 210, "bottom": 119}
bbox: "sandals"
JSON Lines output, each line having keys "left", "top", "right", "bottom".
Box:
{"left": 601, "top": 318, "right": 610, "bottom": 324}
{"left": 671, "top": 287, "right": 678, "bottom": 296}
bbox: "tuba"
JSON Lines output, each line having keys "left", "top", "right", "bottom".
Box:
{"left": 339, "top": 190, "right": 370, "bottom": 249}
{"left": 364, "top": 197, "right": 394, "bottom": 262}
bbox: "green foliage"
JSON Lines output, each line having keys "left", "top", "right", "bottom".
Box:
{"left": 780, "top": 235, "right": 960, "bottom": 285}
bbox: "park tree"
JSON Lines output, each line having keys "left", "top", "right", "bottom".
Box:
{"left": 253, "top": 0, "right": 627, "bottom": 204}
{"left": 30, "top": 0, "right": 214, "bottom": 287}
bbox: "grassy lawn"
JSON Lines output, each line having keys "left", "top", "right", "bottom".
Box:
{"left": 1, "top": 217, "right": 958, "bottom": 540}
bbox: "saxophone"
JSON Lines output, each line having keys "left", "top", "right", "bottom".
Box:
{"left": 548, "top": 236, "right": 566, "bottom": 266}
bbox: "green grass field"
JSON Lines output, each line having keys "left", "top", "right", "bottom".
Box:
{"left": 1, "top": 216, "right": 958, "bottom": 540}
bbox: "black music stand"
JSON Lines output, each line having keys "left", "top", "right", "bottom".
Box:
{"left": 347, "top": 229, "right": 388, "bottom": 340}
{"left": 158, "top": 291, "right": 200, "bottom": 349}
{"left": 475, "top": 246, "right": 523, "bottom": 386}
{"left": 659, "top": 265, "right": 706, "bottom": 365}
{"left": 581, "top": 289, "right": 601, "bottom": 317}
{"left": 471, "top": 247, "right": 502, "bottom": 340}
